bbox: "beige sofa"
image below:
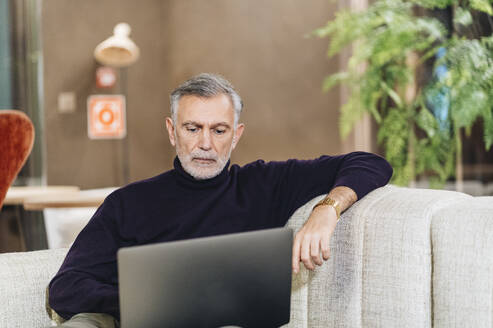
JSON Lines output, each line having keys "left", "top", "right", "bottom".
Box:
{"left": 1, "top": 185, "right": 492, "bottom": 327}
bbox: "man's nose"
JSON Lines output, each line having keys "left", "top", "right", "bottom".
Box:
{"left": 198, "top": 129, "right": 212, "bottom": 151}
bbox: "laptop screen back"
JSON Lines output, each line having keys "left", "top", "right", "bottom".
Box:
{"left": 117, "top": 227, "right": 293, "bottom": 328}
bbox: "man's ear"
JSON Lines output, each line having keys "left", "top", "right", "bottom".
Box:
{"left": 232, "top": 123, "right": 245, "bottom": 150}
{"left": 165, "top": 117, "right": 176, "bottom": 147}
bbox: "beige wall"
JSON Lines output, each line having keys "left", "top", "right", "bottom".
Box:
{"left": 42, "top": 0, "right": 341, "bottom": 189}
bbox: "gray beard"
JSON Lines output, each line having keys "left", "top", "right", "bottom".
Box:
{"left": 175, "top": 145, "right": 232, "bottom": 180}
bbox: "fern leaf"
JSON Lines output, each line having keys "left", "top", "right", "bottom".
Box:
{"left": 322, "top": 72, "right": 349, "bottom": 92}
{"left": 470, "top": 0, "right": 493, "bottom": 15}
{"left": 453, "top": 7, "right": 473, "bottom": 27}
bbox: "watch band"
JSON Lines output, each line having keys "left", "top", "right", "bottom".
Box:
{"left": 312, "top": 195, "right": 341, "bottom": 221}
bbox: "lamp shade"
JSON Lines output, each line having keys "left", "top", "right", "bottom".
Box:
{"left": 94, "top": 23, "right": 140, "bottom": 67}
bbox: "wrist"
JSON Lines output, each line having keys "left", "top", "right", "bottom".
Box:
{"left": 313, "top": 196, "right": 341, "bottom": 221}
{"left": 312, "top": 204, "right": 338, "bottom": 221}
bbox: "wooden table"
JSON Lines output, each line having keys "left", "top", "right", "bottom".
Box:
{"left": 23, "top": 193, "right": 106, "bottom": 210}
{"left": 2, "top": 186, "right": 80, "bottom": 252}
{"left": 22, "top": 187, "right": 116, "bottom": 210}
{"left": 4, "top": 186, "right": 80, "bottom": 205}
{"left": 22, "top": 188, "right": 115, "bottom": 250}
{"left": 2, "top": 186, "right": 114, "bottom": 252}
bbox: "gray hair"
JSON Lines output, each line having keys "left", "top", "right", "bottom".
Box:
{"left": 170, "top": 73, "right": 243, "bottom": 127}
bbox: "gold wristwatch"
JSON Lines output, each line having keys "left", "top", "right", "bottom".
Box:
{"left": 312, "top": 196, "right": 341, "bottom": 221}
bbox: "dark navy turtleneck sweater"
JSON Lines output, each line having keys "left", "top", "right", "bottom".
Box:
{"left": 49, "top": 152, "right": 392, "bottom": 320}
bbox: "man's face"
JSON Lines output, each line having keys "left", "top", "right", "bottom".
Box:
{"left": 165, "top": 94, "right": 244, "bottom": 180}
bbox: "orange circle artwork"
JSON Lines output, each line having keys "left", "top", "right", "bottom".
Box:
{"left": 87, "top": 95, "right": 126, "bottom": 139}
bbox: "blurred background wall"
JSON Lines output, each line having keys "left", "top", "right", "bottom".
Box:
{"left": 41, "top": 0, "right": 342, "bottom": 189}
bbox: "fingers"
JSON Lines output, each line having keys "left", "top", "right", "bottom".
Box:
{"left": 293, "top": 231, "right": 332, "bottom": 274}
{"left": 300, "top": 235, "right": 315, "bottom": 270}
{"left": 301, "top": 236, "right": 314, "bottom": 270}
{"left": 310, "top": 238, "right": 323, "bottom": 266}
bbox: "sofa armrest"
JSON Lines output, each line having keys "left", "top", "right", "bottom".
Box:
{"left": 0, "top": 248, "right": 68, "bottom": 327}
{"left": 432, "top": 197, "right": 493, "bottom": 327}
{"left": 284, "top": 185, "right": 469, "bottom": 328}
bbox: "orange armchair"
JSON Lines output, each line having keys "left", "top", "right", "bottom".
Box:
{"left": 0, "top": 110, "right": 35, "bottom": 210}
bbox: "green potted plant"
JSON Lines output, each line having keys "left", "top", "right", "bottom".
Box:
{"left": 315, "top": 0, "right": 493, "bottom": 187}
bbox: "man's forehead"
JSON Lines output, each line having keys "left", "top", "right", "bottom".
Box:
{"left": 177, "top": 94, "right": 234, "bottom": 124}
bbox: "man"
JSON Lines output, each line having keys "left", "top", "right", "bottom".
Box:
{"left": 47, "top": 73, "right": 392, "bottom": 327}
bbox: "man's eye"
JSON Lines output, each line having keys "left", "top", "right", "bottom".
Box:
{"left": 214, "top": 129, "right": 226, "bottom": 135}
{"left": 187, "top": 127, "right": 197, "bottom": 132}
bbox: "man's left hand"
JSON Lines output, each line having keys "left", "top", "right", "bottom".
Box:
{"left": 292, "top": 205, "right": 338, "bottom": 273}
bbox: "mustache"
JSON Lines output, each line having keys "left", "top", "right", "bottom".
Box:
{"left": 190, "top": 150, "right": 218, "bottom": 161}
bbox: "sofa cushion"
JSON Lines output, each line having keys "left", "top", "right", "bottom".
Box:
{"left": 0, "top": 248, "right": 68, "bottom": 327}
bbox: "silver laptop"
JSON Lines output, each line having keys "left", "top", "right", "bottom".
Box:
{"left": 117, "top": 227, "right": 293, "bottom": 328}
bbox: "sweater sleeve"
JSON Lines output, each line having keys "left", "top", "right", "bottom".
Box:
{"left": 253, "top": 151, "right": 393, "bottom": 225}
{"left": 330, "top": 151, "right": 393, "bottom": 200}
{"left": 48, "top": 194, "right": 123, "bottom": 321}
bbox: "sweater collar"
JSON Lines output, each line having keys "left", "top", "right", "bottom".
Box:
{"left": 173, "top": 156, "right": 230, "bottom": 189}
